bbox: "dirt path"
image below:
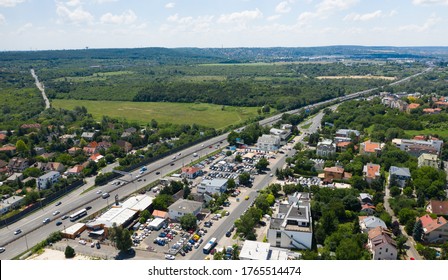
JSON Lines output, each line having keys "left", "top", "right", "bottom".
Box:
{"left": 30, "top": 69, "right": 50, "bottom": 109}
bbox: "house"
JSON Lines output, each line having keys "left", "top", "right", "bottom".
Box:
{"left": 418, "top": 215, "right": 448, "bottom": 243}
{"left": 67, "top": 147, "right": 81, "bottom": 155}
{"left": 33, "top": 147, "right": 45, "bottom": 156}
{"left": 168, "top": 199, "right": 203, "bottom": 221}
{"left": 418, "top": 153, "right": 440, "bottom": 169}
{"left": 361, "top": 204, "right": 376, "bottom": 215}
{"left": 37, "top": 171, "right": 61, "bottom": 190}
{"left": 152, "top": 210, "right": 169, "bottom": 219}
{"left": 83, "top": 141, "right": 98, "bottom": 155}
{"left": 256, "top": 134, "right": 281, "bottom": 152}
{"left": 392, "top": 138, "right": 443, "bottom": 156}
{"left": 6, "top": 173, "right": 23, "bottom": 182}
{"left": 381, "top": 95, "right": 408, "bottom": 111}
{"left": 197, "top": 178, "right": 228, "bottom": 195}
{"left": 0, "top": 144, "right": 17, "bottom": 156}
{"left": 363, "top": 163, "right": 381, "bottom": 183}
{"left": 336, "top": 141, "right": 352, "bottom": 152}
{"left": 181, "top": 166, "right": 203, "bottom": 179}
{"left": 434, "top": 101, "right": 448, "bottom": 108}
{"left": 316, "top": 139, "right": 336, "bottom": 157}
{"left": 368, "top": 226, "right": 397, "bottom": 260}
{"left": 45, "top": 162, "right": 65, "bottom": 173}
{"left": 359, "top": 140, "right": 384, "bottom": 157}
{"left": 335, "top": 129, "right": 360, "bottom": 140}
{"left": 323, "top": 166, "right": 352, "bottom": 182}
{"left": 20, "top": 123, "right": 41, "bottom": 130}
{"left": 359, "top": 193, "right": 373, "bottom": 205}
{"left": 281, "top": 124, "right": 293, "bottom": 131}
{"left": 81, "top": 132, "right": 95, "bottom": 140}
{"left": 269, "top": 128, "right": 291, "bottom": 141}
{"left": 423, "top": 108, "right": 442, "bottom": 114}
{"left": 116, "top": 140, "right": 132, "bottom": 152}
{"left": 426, "top": 200, "right": 448, "bottom": 216}
{"left": 406, "top": 103, "right": 421, "bottom": 113}
{"left": 89, "top": 153, "right": 104, "bottom": 163}
{"left": 0, "top": 133, "right": 7, "bottom": 143}
{"left": 267, "top": 192, "right": 312, "bottom": 250}
{"left": 360, "top": 216, "right": 387, "bottom": 233}
{"left": 389, "top": 166, "right": 411, "bottom": 188}
{"left": 97, "top": 141, "right": 112, "bottom": 151}
{"left": 0, "top": 195, "right": 25, "bottom": 215}
{"left": 59, "top": 134, "right": 77, "bottom": 143}
{"left": 0, "top": 159, "right": 8, "bottom": 174}
{"left": 66, "top": 165, "right": 84, "bottom": 176}
{"left": 8, "top": 157, "right": 29, "bottom": 173}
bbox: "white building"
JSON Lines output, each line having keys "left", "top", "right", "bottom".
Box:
{"left": 316, "top": 139, "right": 336, "bottom": 157}
{"left": 37, "top": 171, "right": 61, "bottom": 190}
{"left": 256, "top": 134, "right": 281, "bottom": 152}
{"left": 360, "top": 216, "right": 387, "bottom": 233}
{"left": 168, "top": 199, "right": 203, "bottom": 221}
{"left": 0, "top": 195, "right": 25, "bottom": 215}
{"left": 197, "top": 178, "right": 228, "bottom": 195}
{"left": 392, "top": 138, "right": 443, "bottom": 156}
{"left": 267, "top": 192, "right": 312, "bottom": 250}
{"left": 368, "top": 226, "right": 397, "bottom": 260}
{"left": 418, "top": 153, "right": 441, "bottom": 169}
{"left": 239, "top": 240, "right": 299, "bottom": 260}
{"left": 269, "top": 128, "right": 291, "bottom": 141}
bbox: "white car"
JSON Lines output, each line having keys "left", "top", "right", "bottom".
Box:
{"left": 96, "top": 190, "right": 102, "bottom": 194}
{"left": 0, "top": 247, "right": 5, "bottom": 253}
{"left": 79, "top": 240, "right": 87, "bottom": 245}
{"left": 165, "top": 254, "right": 175, "bottom": 260}
{"left": 52, "top": 211, "right": 60, "bottom": 216}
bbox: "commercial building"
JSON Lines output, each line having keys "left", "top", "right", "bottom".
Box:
{"left": 168, "top": 199, "right": 203, "bottom": 221}
{"left": 239, "top": 240, "right": 300, "bottom": 260}
{"left": 256, "top": 134, "right": 281, "bottom": 152}
{"left": 392, "top": 138, "right": 443, "bottom": 157}
{"left": 197, "top": 178, "right": 228, "bottom": 195}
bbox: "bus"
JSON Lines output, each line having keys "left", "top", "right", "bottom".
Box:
{"left": 69, "top": 208, "right": 87, "bottom": 222}
{"left": 203, "top": 237, "right": 217, "bottom": 254}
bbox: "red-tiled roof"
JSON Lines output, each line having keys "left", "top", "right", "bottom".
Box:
{"left": 152, "top": 210, "right": 168, "bottom": 218}
{"left": 324, "top": 166, "right": 344, "bottom": 174}
{"left": 408, "top": 103, "right": 421, "bottom": 110}
{"left": 413, "top": 135, "right": 426, "bottom": 141}
{"left": 362, "top": 140, "right": 382, "bottom": 154}
{"left": 337, "top": 141, "right": 351, "bottom": 147}
{"left": 181, "top": 166, "right": 200, "bottom": 174}
{"left": 365, "top": 163, "right": 380, "bottom": 179}
{"left": 0, "top": 134, "right": 6, "bottom": 141}
{"left": 0, "top": 145, "right": 16, "bottom": 151}
{"left": 419, "top": 215, "right": 448, "bottom": 233}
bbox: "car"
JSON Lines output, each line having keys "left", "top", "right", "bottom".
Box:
{"left": 96, "top": 242, "right": 101, "bottom": 249}
{"left": 269, "top": 173, "right": 273, "bottom": 177}
{"left": 61, "top": 215, "right": 69, "bottom": 220}
{"left": 179, "top": 250, "right": 186, "bottom": 256}
{"left": 43, "top": 218, "right": 51, "bottom": 224}
{"left": 170, "top": 163, "right": 175, "bottom": 166}
{"left": 79, "top": 240, "right": 87, "bottom": 245}
{"left": 172, "top": 156, "right": 176, "bottom": 160}
{"left": 56, "top": 221, "right": 62, "bottom": 226}
{"left": 96, "top": 190, "right": 102, "bottom": 194}
{"left": 178, "top": 153, "right": 182, "bottom": 156}
{"left": 156, "top": 171, "right": 160, "bottom": 175}
{"left": 201, "top": 144, "right": 204, "bottom": 147}
{"left": 136, "top": 174, "right": 141, "bottom": 178}
{"left": 86, "top": 206, "right": 92, "bottom": 210}
{"left": 0, "top": 247, "right": 5, "bottom": 253}
{"left": 209, "top": 146, "right": 212, "bottom": 148}
{"left": 226, "top": 231, "right": 232, "bottom": 237}
{"left": 258, "top": 221, "right": 267, "bottom": 226}
{"left": 165, "top": 254, "right": 175, "bottom": 260}
{"left": 14, "top": 229, "right": 22, "bottom": 235}
{"left": 52, "top": 210, "right": 60, "bottom": 216}
{"left": 55, "top": 201, "right": 62, "bottom": 206}
{"left": 245, "top": 196, "right": 249, "bottom": 200}
{"left": 91, "top": 242, "right": 95, "bottom": 247}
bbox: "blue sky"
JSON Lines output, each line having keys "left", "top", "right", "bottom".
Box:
{"left": 0, "top": 0, "right": 447, "bottom": 50}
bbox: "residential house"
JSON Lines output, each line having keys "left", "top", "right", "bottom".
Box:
{"left": 360, "top": 216, "right": 387, "bottom": 233}
{"left": 0, "top": 133, "right": 7, "bottom": 143}
{"left": 256, "top": 134, "right": 281, "bottom": 152}
{"left": 116, "top": 140, "right": 132, "bottom": 153}
{"left": 281, "top": 124, "right": 293, "bottom": 131}
{"left": 418, "top": 215, "right": 448, "bottom": 243}
{"left": 392, "top": 138, "right": 443, "bottom": 156}
{"left": 89, "top": 153, "right": 104, "bottom": 163}
{"left": 363, "top": 163, "right": 381, "bottom": 184}
{"left": 336, "top": 141, "right": 352, "bottom": 152}
{"left": 406, "top": 103, "right": 421, "bottom": 113}
{"left": 316, "top": 139, "right": 336, "bottom": 157}
{"left": 33, "top": 147, "right": 45, "bottom": 156}
{"left": 381, "top": 95, "right": 408, "bottom": 111}
{"left": 8, "top": 157, "right": 29, "bottom": 173}
{"left": 434, "top": 101, "right": 448, "bottom": 108}
{"left": 426, "top": 200, "right": 448, "bottom": 216}
{"left": 418, "top": 153, "right": 440, "bottom": 169}
{"left": 361, "top": 204, "right": 376, "bottom": 215}
{"left": 359, "top": 140, "right": 384, "bottom": 157}
{"left": 6, "top": 173, "right": 23, "bottom": 182}
{"left": 20, "top": 123, "right": 41, "bottom": 130}
{"left": 37, "top": 171, "right": 61, "bottom": 190}
{"left": 67, "top": 147, "right": 81, "bottom": 155}
{"left": 0, "top": 144, "right": 17, "bottom": 156}
{"left": 323, "top": 166, "right": 352, "bottom": 182}
{"left": 359, "top": 193, "right": 373, "bottom": 205}
{"left": 66, "top": 165, "right": 84, "bottom": 176}
{"left": 197, "top": 178, "right": 228, "bottom": 195}
{"left": 368, "top": 226, "right": 397, "bottom": 260}
{"left": 45, "top": 162, "right": 65, "bottom": 173}
{"left": 83, "top": 141, "right": 99, "bottom": 155}
{"left": 181, "top": 166, "right": 203, "bottom": 179}
{"left": 0, "top": 195, "right": 25, "bottom": 215}
{"left": 97, "top": 141, "right": 112, "bottom": 151}
{"left": 389, "top": 166, "right": 411, "bottom": 188}
{"left": 168, "top": 199, "right": 203, "bottom": 221}
{"left": 335, "top": 129, "right": 360, "bottom": 140}
{"left": 423, "top": 108, "right": 442, "bottom": 114}
{"left": 59, "top": 134, "right": 77, "bottom": 144}
{"left": 267, "top": 192, "right": 313, "bottom": 250}
{"left": 81, "top": 132, "right": 95, "bottom": 141}
{"left": 0, "top": 159, "right": 8, "bottom": 174}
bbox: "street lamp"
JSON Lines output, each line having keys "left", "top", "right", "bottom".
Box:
{"left": 24, "top": 233, "right": 29, "bottom": 251}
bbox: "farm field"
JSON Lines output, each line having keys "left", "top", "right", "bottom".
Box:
{"left": 52, "top": 100, "right": 261, "bottom": 129}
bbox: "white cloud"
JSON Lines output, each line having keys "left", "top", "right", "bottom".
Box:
{"left": 413, "top": 0, "right": 448, "bottom": 5}
{"left": 164, "top": 14, "right": 214, "bottom": 33}
{"left": 0, "top": 0, "right": 26, "bottom": 7}
{"left": 56, "top": 2, "right": 94, "bottom": 24}
{"left": 344, "top": 10, "right": 383, "bottom": 21}
{"left": 16, "top": 22, "right": 32, "bottom": 34}
{"left": 65, "top": 0, "right": 81, "bottom": 7}
{"left": 275, "top": 1, "right": 292, "bottom": 14}
{"left": 267, "top": 15, "right": 281, "bottom": 21}
{"left": 218, "top": 8, "right": 263, "bottom": 23}
{"left": 0, "top": 13, "right": 5, "bottom": 24}
{"left": 316, "top": 0, "right": 359, "bottom": 13}
{"left": 101, "top": 10, "right": 137, "bottom": 24}
{"left": 398, "top": 14, "right": 441, "bottom": 32}
{"left": 165, "top": 2, "right": 175, "bottom": 9}
{"left": 389, "top": 10, "right": 397, "bottom": 17}
{"left": 94, "top": 0, "right": 118, "bottom": 3}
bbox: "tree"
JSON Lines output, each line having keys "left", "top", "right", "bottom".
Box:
{"left": 140, "top": 209, "right": 151, "bottom": 221}
{"left": 180, "top": 213, "right": 197, "bottom": 230}
{"left": 16, "top": 139, "right": 29, "bottom": 156}
{"left": 235, "top": 207, "right": 262, "bottom": 239}
{"left": 352, "top": 216, "right": 361, "bottom": 234}
{"left": 183, "top": 185, "right": 191, "bottom": 199}
{"left": 255, "top": 157, "right": 269, "bottom": 172}
{"left": 227, "top": 178, "right": 236, "bottom": 191}
{"left": 412, "top": 220, "right": 424, "bottom": 242}
{"left": 110, "top": 224, "right": 133, "bottom": 252}
{"left": 390, "top": 186, "right": 401, "bottom": 197}
{"left": 64, "top": 245, "right": 75, "bottom": 258}
{"left": 335, "top": 239, "right": 364, "bottom": 260}
{"left": 238, "top": 172, "right": 251, "bottom": 186}
{"left": 396, "top": 235, "right": 408, "bottom": 255}
{"left": 152, "top": 194, "right": 173, "bottom": 210}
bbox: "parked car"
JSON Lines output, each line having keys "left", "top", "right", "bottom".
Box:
{"left": 79, "top": 240, "right": 87, "bottom": 245}
{"left": 96, "top": 242, "right": 101, "bottom": 249}
{"left": 96, "top": 190, "right": 102, "bottom": 194}
{"left": 165, "top": 254, "right": 175, "bottom": 260}
{"left": 156, "top": 171, "right": 160, "bottom": 175}
{"left": 226, "top": 231, "right": 232, "bottom": 237}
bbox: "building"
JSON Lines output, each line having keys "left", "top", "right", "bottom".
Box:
{"left": 37, "top": 171, "right": 61, "bottom": 190}
{"left": 406, "top": 103, "right": 421, "bottom": 113}
{"left": 359, "top": 193, "right": 373, "bottom": 205}
{"left": 426, "top": 200, "right": 448, "bottom": 216}
{"left": 83, "top": 141, "right": 98, "bottom": 155}
{"left": 81, "top": 132, "right": 95, "bottom": 140}
{"left": 359, "top": 140, "right": 384, "bottom": 157}
{"left": 323, "top": 166, "right": 352, "bottom": 182}
{"left": 418, "top": 153, "right": 440, "bottom": 169}
{"left": 269, "top": 128, "right": 291, "bottom": 141}
{"left": 392, "top": 138, "right": 443, "bottom": 156}
{"left": 361, "top": 204, "right": 376, "bottom": 215}
{"left": 267, "top": 192, "right": 312, "bottom": 250}
{"left": 363, "top": 163, "right": 381, "bottom": 183}
{"left": 423, "top": 108, "right": 442, "bottom": 114}
{"left": 147, "top": 217, "right": 166, "bottom": 230}
{"left": 7, "top": 157, "right": 29, "bottom": 173}
{"left": 168, "top": 199, "right": 203, "bottom": 221}
{"left": 197, "top": 178, "right": 228, "bottom": 195}
{"left": 0, "top": 159, "right": 8, "bottom": 174}
{"left": 116, "top": 140, "right": 132, "bottom": 153}
{"left": 336, "top": 141, "right": 352, "bottom": 152}
{"left": 152, "top": 210, "right": 169, "bottom": 219}
{"left": 360, "top": 216, "right": 387, "bottom": 233}
{"left": 418, "top": 215, "right": 448, "bottom": 244}
{"left": 67, "top": 147, "right": 81, "bottom": 155}
{"left": 89, "top": 153, "right": 104, "bottom": 163}
{"left": 66, "top": 165, "right": 84, "bottom": 176}
{"left": 389, "top": 166, "right": 411, "bottom": 188}
{"left": 45, "top": 162, "right": 65, "bottom": 173}
{"left": 316, "top": 139, "right": 336, "bottom": 157}
{"left": 0, "top": 195, "right": 25, "bottom": 215}
{"left": 335, "top": 129, "right": 360, "bottom": 140}
{"left": 0, "top": 144, "right": 16, "bottom": 156}
{"left": 239, "top": 240, "right": 299, "bottom": 260}
{"left": 256, "top": 134, "right": 281, "bottom": 152}
{"left": 368, "top": 226, "right": 397, "bottom": 260}
{"left": 181, "top": 166, "right": 203, "bottom": 179}
{"left": 61, "top": 223, "right": 86, "bottom": 239}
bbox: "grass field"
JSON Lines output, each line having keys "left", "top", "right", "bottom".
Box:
{"left": 54, "top": 71, "right": 134, "bottom": 82}
{"left": 52, "top": 100, "right": 260, "bottom": 129}
{"left": 316, "top": 75, "right": 396, "bottom": 80}
{"left": 405, "top": 129, "right": 448, "bottom": 138}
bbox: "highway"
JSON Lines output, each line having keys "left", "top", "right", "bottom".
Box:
{"left": 0, "top": 66, "right": 433, "bottom": 260}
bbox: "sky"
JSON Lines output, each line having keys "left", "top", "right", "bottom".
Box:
{"left": 0, "top": 0, "right": 447, "bottom": 50}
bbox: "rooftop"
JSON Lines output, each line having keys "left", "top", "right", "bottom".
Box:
{"left": 239, "top": 240, "right": 270, "bottom": 260}
{"left": 389, "top": 166, "right": 411, "bottom": 177}
{"left": 168, "top": 199, "right": 203, "bottom": 213}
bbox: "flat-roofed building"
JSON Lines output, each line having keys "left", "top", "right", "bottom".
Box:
{"left": 316, "top": 139, "right": 336, "bottom": 157}
{"left": 168, "top": 199, "right": 203, "bottom": 221}
{"left": 256, "top": 134, "right": 281, "bottom": 152}
{"left": 197, "top": 178, "right": 228, "bottom": 195}
{"left": 418, "top": 153, "right": 440, "bottom": 169}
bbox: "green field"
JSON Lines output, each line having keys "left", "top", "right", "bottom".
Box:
{"left": 54, "top": 71, "right": 134, "bottom": 82}
{"left": 52, "top": 100, "right": 261, "bottom": 129}
{"left": 405, "top": 129, "right": 448, "bottom": 138}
